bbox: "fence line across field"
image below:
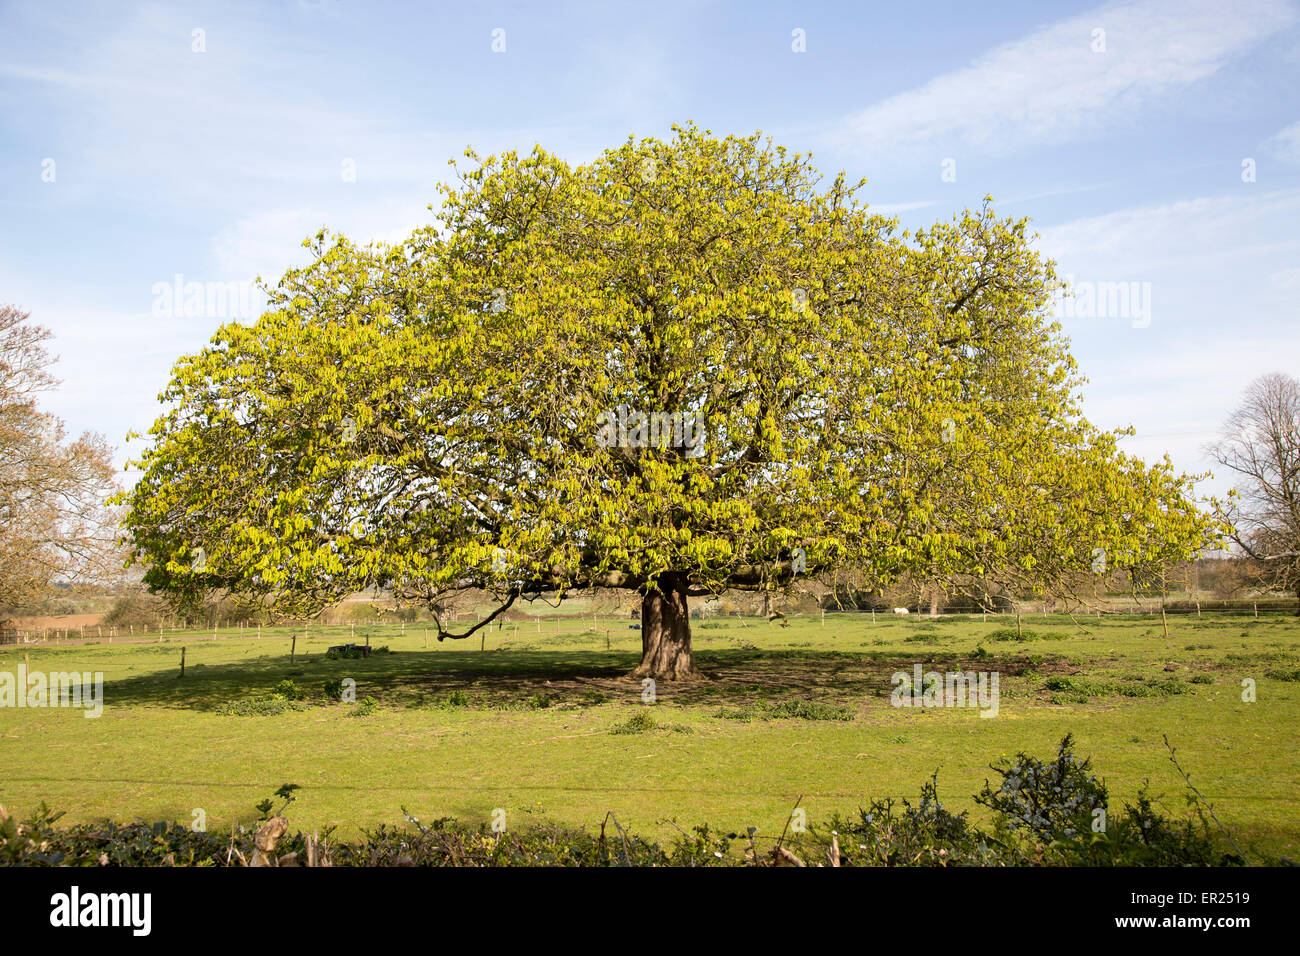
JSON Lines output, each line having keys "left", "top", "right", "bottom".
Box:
{"left": 2, "top": 599, "right": 1296, "bottom": 647}
{"left": 0, "top": 615, "right": 606, "bottom": 647}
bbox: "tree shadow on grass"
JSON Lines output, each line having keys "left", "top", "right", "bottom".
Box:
{"left": 92, "top": 647, "right": 1054, "bottom": 714}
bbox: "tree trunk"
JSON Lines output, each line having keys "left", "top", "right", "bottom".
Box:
{"left": 928, "top": 590, "right": 939, "bottom": 618}
{"left": 631, "top": 576, "right": 702, "bottom": 681}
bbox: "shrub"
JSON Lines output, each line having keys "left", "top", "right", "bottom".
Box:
{"left": 717, "top": 699, "right": 853, "bottom": 721}
{"left": 274, "top": 679, "right": 304, "bottom": 701}
{"left": 220, "top": 696, "right": 309, "bottom": 717}
{"left": 825, "top": 772, "right": 1002, "bottom": 866}
{"left": 610, "top": 711, "right": 658, "bottom": 734}
{"left": 975, "top": 734, "right": 1106, "bottom": 842}
{"left": 987, "top": 627, "right": 1044, "bottom": 642}
{"left": 1043, "top": 675, "right": 1189, "bottom": 702}
{"left": 348, "top": 695, "right": 379, "bottom": 717}
{"left": 1093, "top": 786, "right": 1222, "bottom": 866}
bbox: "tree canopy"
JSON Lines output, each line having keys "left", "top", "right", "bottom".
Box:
{"left": 1209, "top": 371, "right": 1300, "bottom": 610}
{"left": 1, "top": 304, "right": 118, "bottom": 611}
{"left": 120, "top": 125, "right": 1216, "bottom": 677}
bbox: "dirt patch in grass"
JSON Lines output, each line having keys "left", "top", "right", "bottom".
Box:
{"left": 382, "top": 650, "right": 1063, "bottom": 711}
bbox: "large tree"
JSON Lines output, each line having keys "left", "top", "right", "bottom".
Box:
{"left": 121, "top": 126, "right": 1213, "bottom": 678}
{"left": 1209, "top": 372, "right": 1300, "bottom": 611}
{"left": 0, "top": 304, "right": 119, "bottom": 610}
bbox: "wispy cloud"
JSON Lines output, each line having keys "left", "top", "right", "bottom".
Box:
{"left": 1264, "top": 120, "right": 1300, "bottom": 162}
{"left": 834, "top": 0, "right": 1297, "bottom": 154}
{"left": 1034, "top": 188, "right": 1300, "bottom": 494}
{"left": 1035, "top": 188, "right": 1300, "bottom": 273}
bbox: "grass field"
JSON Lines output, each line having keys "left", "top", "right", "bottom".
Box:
{"left": 2, "top": 608, "right": 1297, "bottom": 862}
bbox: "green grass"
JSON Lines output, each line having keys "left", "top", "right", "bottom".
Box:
{"left": 1, "top": 611, "right": 1298, "bottom": 862}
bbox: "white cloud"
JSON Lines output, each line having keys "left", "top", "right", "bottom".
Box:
{"left": 836, "top": 0, "right": 1297, "bottom": 153}
{"left": 209, "top": 198, "right": 438, "bottom": 285}
{"left": 1034, "top": 189, "right": 1300, "bottom": 495}
{"left": 210, "top": 209, "right": 324, "bottom": 283}
{"left": 1035, "top": 189, "right": 1300, "bottom": 275}
{"left": 1264, "top": 120, "right": 1300, "bottom": 162}
{"left": 1268, "top": 265, "right": 1300, "bottom": 292}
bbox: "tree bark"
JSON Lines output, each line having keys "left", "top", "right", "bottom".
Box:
{"left": 631, "top": 575, "right": 702, "bottom": 680}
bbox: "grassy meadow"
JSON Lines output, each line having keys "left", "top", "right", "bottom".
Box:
{"left": 2, "top": 607, "right": 1298, "bottom": 861}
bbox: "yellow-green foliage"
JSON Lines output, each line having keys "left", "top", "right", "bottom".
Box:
{"left": 118, "top": 125, "right": 1217, "bottom": 617}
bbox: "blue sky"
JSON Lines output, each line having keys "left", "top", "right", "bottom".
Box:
{"left": 1, "top": 0, "right": 1298, "bottom": 498}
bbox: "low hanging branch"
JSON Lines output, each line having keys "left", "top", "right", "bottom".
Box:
{"left": 431, "top": 588, "right": 521, "bottom": 642}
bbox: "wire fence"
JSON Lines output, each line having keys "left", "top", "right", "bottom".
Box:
{"left": 2, "top": 597, "right": 1296, "bottom": 648}
{"left": 819, "top": 599, "right": 1300, "bottom": 619}
{"left": 0, "top": 614, "right": 621, "bottom": 647}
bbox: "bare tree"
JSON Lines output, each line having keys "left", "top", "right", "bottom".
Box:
{"left": 1208, "top": 372, "right": 1300, "bottom": 612}
{"left": 0, "top": 304, "right": 120, "bottom": 610}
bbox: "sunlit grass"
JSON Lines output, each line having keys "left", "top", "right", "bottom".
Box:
{"left": 1, "top": 610, "right": 1296, "bottom": 861}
